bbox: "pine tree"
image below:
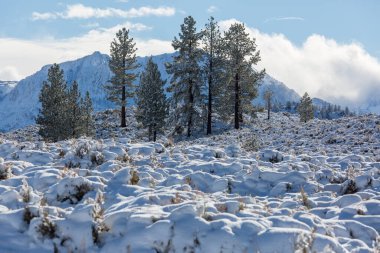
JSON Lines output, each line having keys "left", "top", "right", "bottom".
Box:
{"left": 223, "top": 23, "right": 264, "bottom": 129}
{"left": 136, "top": 57, "right": 167, "bottom": 142}
{"left": 166, "top": 16, "right": 203, "bottom": 137}
{"left": 344, "top": 106, "right": 350, "bottom": 116}
{"left": 263, "top": 89, "right": 273, "bottom": 120}
{"left": 298, "top": 92, "right": 314, "bottom": 123}
{"left": 36, "top": 64, "right": 68, "bottom": 142}
{"left": 202, "top": 17, "right": 224, "bottom": 135}
{"left": 67, "top": 81, "right": 83, "bottom": 138}
{"left": 37, "top": 64, "right": 95, "bottom": 141}
{"left": 81, "top": 91, "right": 95, "bottom": 137}
{"left": 105, "top": 28, "right": 140, "bottom": 128}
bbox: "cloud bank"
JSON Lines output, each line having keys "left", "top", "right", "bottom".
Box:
{"left": 32, "top": 4, "right": 176, "bottom": 20}
{"left": 219, "top": 19, "right": 380, "bottom": 109}
{"left": 0, "top": 22, "right": 173, "bottom": 80}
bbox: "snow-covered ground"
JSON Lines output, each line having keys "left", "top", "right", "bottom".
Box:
{"left": 0, "top": 112, "right": 380, "bottom": 252}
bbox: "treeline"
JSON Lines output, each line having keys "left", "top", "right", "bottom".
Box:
{"left": 37, "top": 15, "right": 352, "bottom": 142}
{"left": 105, "top": 16, "right": 264, "bottom": 140}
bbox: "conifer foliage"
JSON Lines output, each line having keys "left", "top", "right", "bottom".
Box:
{"left": 298, "top": 92, "right": 314, "bottom": 123}
{"left": 37, "top": 64, "right": 68, "bottom": 141}
{"left": 37, "top": 64, "right": 95, "bottom": 142}
{"left": 136, "top": 57, "right": 167, "bottom": 142}
{"left": 166, "top": 16, "right": 203, "bottom": 137}
{"left": 105, "top": 28, "right": 140, "bottom": 128}
{"left": 202, "top": 17, "right": 225, "bottom": 135}
{"left": 223, "top": 23, "right": 265, "bottom": 129}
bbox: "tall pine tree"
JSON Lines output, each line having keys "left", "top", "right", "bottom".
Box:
{"left": 166, "top": 16, "right": 203, "bottom": 137}
{"left": 67, "top": 81, "right": 82, "bottom": 138}
{"left": 105, "top": 28, "right": 140, "bottom": 127}
{"left": 263, "top": 89, "right": 273, "bottom": 120}
{"left": 81, "top": 91, "right": 95, "bottom": 137}
{"left": 136, "top": 57, "right": 167, "bottom": 142}
{"left": 223, "top": 23, "right": 264, "bottom": 129}
{"left": 298, "top": 92, "right": 314, "bottom": 123}
{"left": 37, "top": 64, "right": 68, "bottom": 142}
{"left": 202, "top": 17, "right": 225, "bottom": 135}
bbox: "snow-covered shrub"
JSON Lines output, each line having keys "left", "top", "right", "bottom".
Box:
{"left": 130, "top": 170, "right": 139, "bottom": 185}
{"left": 36, "top": 214, "right": 57, "bottom": 239}
{"left": 20, "top": 178, "right": 31, "bottom": 203}
{"left": 75, "top": 142, "right": 91, "bottom": 159}
{"left": 241, "top": 134, "right": 261, "bottom": 152}
{"left": 23, "top": 206, "right": 39, "bottom": 225}
{"left": 51, "top": 177, "right": 94, "bottom": 204}
{"left": 92, "top": 191, "right": 108, "bottom": 245}
{"left": 0, "top": 162, "right": 12, "bottom": 180}
{"left": 294, "top": 231, "right": 316, "bottom": 253}
{"left": 300, "top": 187, "right": 311, "bottom": 209}
{"left": 90, "top": 151, "right": 105, "bottom": 166}
{"left": 342, "top": 179, "right": 358, "bottom": 195}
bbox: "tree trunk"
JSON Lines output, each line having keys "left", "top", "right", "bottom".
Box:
{"left": 121, "top": 85, "right": 126, "bottom": 127}
{"left": 153, "top": 129, "right": 157, "bottom": 142}
{"left": 267, "top": 99, "right": 271, "bottom": 120}
{"left": 234, "top": 72, "right": 240, "bottom": 129}
{"left": 188, "top": 79, "right": 193, "bottom": 137}
{"left": 148, "top": 125, "right": 152, "bottom": 141}
{"left": 207, "top": 62, "right": 212, "bottom": 135}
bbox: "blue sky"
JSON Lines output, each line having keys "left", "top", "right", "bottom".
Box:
{"left": 1, "top": 0, "right": 379, "bottom": 55}
{"left": 0, "top": 0, "right": 380, "bottom": 107}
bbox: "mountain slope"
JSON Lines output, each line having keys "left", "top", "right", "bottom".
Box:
{"left": 0, "top": 81, "right": 17, "bottom": 100}
{"left": 0, "top": 52, "right": 299, "bottom": 132}
{"left": 253, "top": 74, "right": 300, "bottom": 107}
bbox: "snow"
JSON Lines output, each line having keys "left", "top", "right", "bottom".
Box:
{"left": 0, "top": 111, "right": 379, "bottom": 252}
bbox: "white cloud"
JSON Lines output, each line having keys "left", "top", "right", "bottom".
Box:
{"left": 0, "top": 66, "right": 22, "bottom": 81}
{"left": 264, "top": 16, "right": 304, "bottom": 23}
{"left": 219, "top": 19, "right": 380, "bottom": 109}
{"left": 2, "top": 17, "right": 380, "bottom": 111}
{"left": 0, "top": 22, "right": 172, "bottom": 80}
{"left": 207, "top": 6, "right": 218, "bottom": 13}
{"left": 32, "top": 4, "right": 176, "bottom": 20}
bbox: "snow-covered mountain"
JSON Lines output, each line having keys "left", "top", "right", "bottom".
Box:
{"left": 0, "top": 52, "right": 299, "bottom": 132}
{"left": 0, "top": 81, "right": 17, "bottom": 100}
{"left": 254, "top": 74, "right": 300, "bottom": 107}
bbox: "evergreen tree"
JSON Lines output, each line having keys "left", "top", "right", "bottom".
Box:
{"left": 136, "top": 57, "right": 167, "bottom": 142}
{"left": 344, "top": 106, "right": 350, "bottom": 116}
{"left": 223, "top": 23, "right": 264, "bottom": 129}
{"left": 105, "top": 28, "right": 140, "bottom": 127}
{"left": 37, "top": 64, "right": 95, "bottom": 141}
{"left": 298, "top": 92, "right": 314, "bottom": 123}
{"left": 67, "top": 81, "right": 82, "bottom": 138}
{"left": 166, "top": 16, "right": 203, "bottom": 137}
{"left": 202, "top": 17, "right": 225, "bottom": 135}
{"left": 263, "top": 89, "right": 273, "bottom": 120}
{"left": 36, "top": 64, "right": 68, "bottom": 142}
{"left": 81, "top": 91, "right": 95, "bottom": 137}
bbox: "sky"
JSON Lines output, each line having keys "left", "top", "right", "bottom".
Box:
{"left": 0, "top": 0, "right": 380, "bottom": 107}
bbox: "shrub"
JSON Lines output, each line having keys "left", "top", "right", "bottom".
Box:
{"left": 300, "top": 187, "right": 311, "bottom": 209}
{"left": 241, "top": 134, "right": 261, "bottom": 152}
{"left": 57, "top": 181, "right": 93, "bottom": 204}
{"left": 36, "top": 214, "right": 57, "bottom": 239}
{"left": 23, "top": 206, "right": 38, "bottom": 225}
{"left": 0, "top": 163, "right": 12, "bottom": 180}
{"left": 130, "top": 170, "right": 139, "bottom": 185}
